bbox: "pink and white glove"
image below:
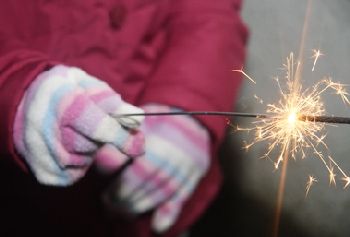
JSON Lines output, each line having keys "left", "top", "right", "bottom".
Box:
{"left": 96, "top": 104, "right": 211, "bottom": 233}
{"left": 13, "top": 65, "right": 145, "bottom": 186}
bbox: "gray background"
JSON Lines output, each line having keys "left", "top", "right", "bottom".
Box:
{"left": 240, "top": 0, "right": 350, "bottom": 236}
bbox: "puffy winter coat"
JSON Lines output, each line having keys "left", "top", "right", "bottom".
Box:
{"left": 0, "top": 0, "right": 247, "bottom": 236}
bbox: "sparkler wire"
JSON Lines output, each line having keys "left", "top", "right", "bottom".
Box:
{"left": 114, "top": 111, "right": 350, "bottom": 125}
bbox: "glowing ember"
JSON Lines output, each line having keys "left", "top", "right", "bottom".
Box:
{"left": 287, "top": 111, "right": 297, "bottom": 126}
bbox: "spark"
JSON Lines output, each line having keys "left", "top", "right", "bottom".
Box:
{"left": 342, "top": 177, "right": 350, "bottom": 189}
{"left": 311, "top": 49, "right": 323, "bottom": 72}
{"left": 239, "top": 52, "right": 350, "bottom": 190}
{"left": 327, "top": 80, "right": 350, "bottom": 105}
{"left": 306, "top": 175, "right": 318, "bottom": 197}
{"left": 233, "top": 68, "right": 256, "bottom": 84}
{"left": 329, "top": 166, "right": 336, "bottom": 186}
{"left": 254, "top": 94, "right": 264, "bottom": 104}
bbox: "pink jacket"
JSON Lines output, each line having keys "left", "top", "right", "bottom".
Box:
{"left": 0, "top": 0, "right": 247, "bottom": 236}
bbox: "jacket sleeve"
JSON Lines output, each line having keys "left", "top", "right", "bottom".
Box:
{"left": 0, "top": 4, "right": 55, "bottom": 169}
{"left": 138, "top": 0, "right": 248, "bottom": 145}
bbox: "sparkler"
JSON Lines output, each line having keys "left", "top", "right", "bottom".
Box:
{"left": 115, "top": 111, "right": 350, "bottom": 125}
{"left": 118, "top": 62, "right": 350, "bottom": 189}
{"left": 116, "top": 52, "right": 350, "bottom": 194}
{"left": 236, "top": 52, "right": 350, "bottom": 189}
{"left": 233, "top": 50, "right": 350, "bottom": 236}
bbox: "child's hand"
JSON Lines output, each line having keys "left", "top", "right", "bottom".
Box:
{"left": 97, "top": 104, "right": 210, "bottom": 233}
{"left": 13, "top": 65, "right": 144, "bottom": 186}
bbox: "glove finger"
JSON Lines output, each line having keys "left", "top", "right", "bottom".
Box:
{"left": 122, "top": 157, "right": 178, "bottom": 213}
{"left": 94, "top": 144, "right": 130, "bottom": 174}
{"left": 142, "top": 106, "right": 210, "bottom": 171}
{"left": 61, "top": 126, "right": 98, "bottom": 154}
{"left": 152, "top": 169, "right": 201, "bottom": 233}
{"left": 24, "top": 125, "right": 93, "bottom": 185}
{"left": 116, "top": 130, "right": 176, "bottom": 209}
{"left": 61, "top": 93, "right": 144, "bottom": 156}
{"left": 113, "top": 103, "right": 144, "bottom": 130}
{"left": 126, "top": 126, "right": 198, "bottom": 208}
{"left": 60, "top": 67, "right": 144, "bottom": 150}
{"left": 126, "top": 148, "right": 197, "bottom": 213}
{"left": 117, "top": 154, "right": 160, "bottom": 204}
{"left": 71, "top": 68, "right": 145, "bottom": 130}
{"left": 63, "top": 158, "right": 92, "bottom": 180}
{"left": 92, "top": 92, "right": 144, "bottom": 130}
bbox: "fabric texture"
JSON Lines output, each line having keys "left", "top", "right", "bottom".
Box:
{"left": 14, "top": 65, "right": 145, "bottom": 185}
{"left": 97, "top": 104, "right": 210, "bottom": 233}
{"left": 0, "top": 0, "right": 247, "bottom": 236}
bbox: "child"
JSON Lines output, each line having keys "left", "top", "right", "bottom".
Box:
{"left": 0, "top": 0, "right": 247, "bottom": 236}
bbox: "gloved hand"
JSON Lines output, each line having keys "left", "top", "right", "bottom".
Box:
{"left": 96, "top": 104, "right": 210, "bottom": 233}
{"left": 13, "top": 65, "right": 144, "bottom": 186}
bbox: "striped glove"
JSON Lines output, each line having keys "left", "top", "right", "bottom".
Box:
{"left": 96, "top": 104, "right": 210, "bottom": 233}
{"left": 13, "top": 65, "right": 144, "bottom": 186}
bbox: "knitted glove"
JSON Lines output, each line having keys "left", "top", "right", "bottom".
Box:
{"left": 13, "top": 65, "right": 144, "bottom": 186}
{"left": 96, "top": 104, "right": 210, "bottom": 233}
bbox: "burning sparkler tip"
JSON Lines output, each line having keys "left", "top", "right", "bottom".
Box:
{"left": 234, "top": 51, "right": 350, "bottom": 195}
